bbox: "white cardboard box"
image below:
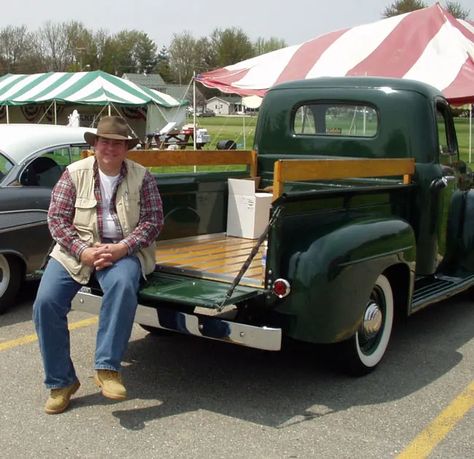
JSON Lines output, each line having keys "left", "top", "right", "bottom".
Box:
{"left": 226, "top": 178, "right": 273, "bottom": 239}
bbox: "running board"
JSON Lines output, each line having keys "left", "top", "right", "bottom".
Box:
{"left": 412, "top": 273, "right": 474, "bottom": 311}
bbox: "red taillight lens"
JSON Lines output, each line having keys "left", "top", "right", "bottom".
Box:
{"left": 272, "top": 278, "right": 291, "bottom": 298}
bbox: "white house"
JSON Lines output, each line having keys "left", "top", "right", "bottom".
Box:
{"left": 206, "top": 96, "right": 243, "bottom": 115}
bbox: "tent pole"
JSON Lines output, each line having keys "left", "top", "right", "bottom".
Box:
{"left": 469, "top": 104, "right": 472, "bottom": 164}
{"left": 243, "top": 109, "right": 246, "bottom": 149}
{"left": 193, "top": 72, "right": 196, "bottom": 151}
{"left": 53, "top": 100, "right": 57, "bottom": 125}
{"left": 108, "top": 105, "right": 111, "bottom": 116}
{"left": 6, "top": 106, "right": 9, "bottom": 124}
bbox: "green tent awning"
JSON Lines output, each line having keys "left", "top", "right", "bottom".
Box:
{"left": 0, "top": 70, "right": 186, "bottom": 108}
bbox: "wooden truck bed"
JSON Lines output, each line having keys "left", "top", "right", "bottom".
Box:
{"left": 155, "top": 233, "right": 265, "bottom": 288}
{"left": 80, "top": 149, "right": 414, "bottom": 291}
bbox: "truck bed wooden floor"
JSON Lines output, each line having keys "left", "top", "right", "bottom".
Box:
{"left": 155, "top": 233, "right": 265, "bottom": 287}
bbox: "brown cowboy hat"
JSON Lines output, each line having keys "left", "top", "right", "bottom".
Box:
{"left": 84, "top": 116, "right": 139, "bottom": 149}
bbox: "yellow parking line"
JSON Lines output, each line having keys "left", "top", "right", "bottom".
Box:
{"left": 68, "top": 316, "right": 98, "bottom": 330}
{"left": 397, "top": 381, "right": 474, "bottom": 459}
{"left": 0, "top": 316, "right": 98, "bottom": 352}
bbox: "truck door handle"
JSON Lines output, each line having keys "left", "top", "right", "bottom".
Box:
{"left": 430, "top": 177, "right": 448, "bottom": 190}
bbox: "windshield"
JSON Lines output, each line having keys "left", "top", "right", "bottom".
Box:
{"left": 0, "top": 152, "right": 14, "bottom": 179}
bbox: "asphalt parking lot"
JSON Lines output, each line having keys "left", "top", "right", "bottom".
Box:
{"left": 0, "top": 282, "right": 472, "bottom": 458}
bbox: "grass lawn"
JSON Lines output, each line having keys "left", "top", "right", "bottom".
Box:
{"left": 191, "top": 115, "right": 258, "bottom": 150}
{"left": 194, "top": 115, "right": 473, "bottom": 164}
{"left": 455, "top": 118, "right": 473, "bottom": 164}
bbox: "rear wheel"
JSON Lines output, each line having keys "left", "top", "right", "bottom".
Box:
{"left": 0, "top": 255, "right": 22, "bottom": 314}
{"left": 338, "top": 274, "right": 394, "bottom": 376}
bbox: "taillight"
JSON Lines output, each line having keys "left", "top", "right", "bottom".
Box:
{"left": 272, "top": 278, "right": 291, "bottom": 298}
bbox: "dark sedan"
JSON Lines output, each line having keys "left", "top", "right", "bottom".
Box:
{"left": 0, "top": 124, "right": 94, "bottom": 313}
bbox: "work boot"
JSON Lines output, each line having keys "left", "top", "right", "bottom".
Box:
{"left": 94, "top": 370, "right": 127, "bottom": 400}
{"left": 44, "top": 380, "right": 80, "bottom": 414}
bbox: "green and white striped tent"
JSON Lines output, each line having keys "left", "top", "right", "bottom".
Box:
{"left": 0, "top": 70, "right": 184, "bottom": 108}
{"left": 0, "top": 71, "right": 187, "bottom": 137}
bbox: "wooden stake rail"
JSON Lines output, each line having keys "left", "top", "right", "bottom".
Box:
{"left": 272, "top": 158, "right": 415, "bottom": 200}
{"left": 82, "top": 150, "right": 414, "bottom": 203}
{"left": 82, "top": 149, "right": 258, "bottom": 178}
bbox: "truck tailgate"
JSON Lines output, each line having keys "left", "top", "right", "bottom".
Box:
{"left": 138, "top": 271, "right": 265, "bottom": 308}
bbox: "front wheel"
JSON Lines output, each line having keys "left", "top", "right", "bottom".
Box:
{"left": 0, "top": 255, "right": 22, "bottom": 314}
{"left": 338, "top": 274, "right": 394, "bottom": 376}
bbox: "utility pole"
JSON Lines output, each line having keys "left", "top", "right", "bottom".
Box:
{"left": 76, "top": 47, "right": 86, "bottom": 71}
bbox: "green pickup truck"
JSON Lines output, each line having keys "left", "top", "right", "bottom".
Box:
{"left": 72, "top": 77, "right": 474, "bottom": 375}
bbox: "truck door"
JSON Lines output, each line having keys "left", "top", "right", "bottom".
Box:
{"left": 434, "top": 99, "right": 465, "bottom": 269}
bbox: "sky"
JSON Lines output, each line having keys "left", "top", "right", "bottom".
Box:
{"left": 4, "top": 0, "right": 472, "bottom": 49}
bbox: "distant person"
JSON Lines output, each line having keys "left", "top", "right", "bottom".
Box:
{"left": 33, "top": 116, "right": 163, "bottom": 414}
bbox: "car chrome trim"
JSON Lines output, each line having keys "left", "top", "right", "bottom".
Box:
{"left": 72, "top": 290, "right": 282, "bottom": 351}
{"left": 0, "top": 209, "right": 49, "bottom": 215}
{"left": 0, "top": 221, "right": 48, "bottom": 234}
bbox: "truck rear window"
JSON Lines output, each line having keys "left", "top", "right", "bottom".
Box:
{"left": 293, "top": 103, "right": 378, "bottom": 137}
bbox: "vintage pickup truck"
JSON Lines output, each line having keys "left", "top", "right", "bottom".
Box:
{"left": 72, "top": 77, "right": 474, "bottom": 375}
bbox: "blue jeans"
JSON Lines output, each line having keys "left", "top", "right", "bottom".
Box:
{"left": 33, "top": 257, "right": 141, "bottom": 389}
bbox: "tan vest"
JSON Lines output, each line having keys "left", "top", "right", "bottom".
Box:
{"left": 50, "top": 156, "right": 156, "bottom": 284}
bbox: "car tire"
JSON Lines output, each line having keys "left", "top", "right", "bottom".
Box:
{"left": 0, "top": 254, "right": 22, "bottom": 314}
{"left": 337, "top": 274, "right": 394, "bottom": 376}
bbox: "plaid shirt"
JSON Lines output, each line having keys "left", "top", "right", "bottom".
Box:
{"left": 48, "top": 159, "right": 163, "bottom": 260}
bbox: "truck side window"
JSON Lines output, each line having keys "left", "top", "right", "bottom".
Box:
{"left": 294, "top": 103, "right": 377, "bottom": 137}
{"left": 436, "top": 102, "right": 458, "bottom": 166}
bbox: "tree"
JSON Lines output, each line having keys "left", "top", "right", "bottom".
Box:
{"left": 254, "top": 37, "right": 287, "bottom": 56}
{"left": 134, "top": 32, "right": 158, "bottom": 74}
{"left": 444, "top": 1, "right": 470, "bottom": 19}
{"left": 210, "top": 27, "right": 254, "bottom": 68}
{"left": 0, "top": 21, "right": 291, "bottom": 79}
{"left": 383, "top": 0, "right": 470, "bottom": 19}
{"left": 36, "top": 21, "right": 96, "bottom": 72}
{"left": 383, "top": 0, "right": 427, "bottom": 17}
{"left": 167, "top": 33, "right": 221, "bottom": 84}
{"left": 168, "top": 31, "right": 198, "bottom": 84}
{"left": 67, "top": 23, "right": 96, "bottom": 71}
{"left": 37, "top": 21, "right": 74, "bottom": 71}
{"left": 154, "top": 46, "right": 172, "bottom": 82}
{"left": 0, "top": 25, "right": 35, "bottom": 73}
{"left": 194, "top": 37, "right": 217, "bottom": 74}
{"left": 98, "top": 30, "right": 157, "bottom": 75}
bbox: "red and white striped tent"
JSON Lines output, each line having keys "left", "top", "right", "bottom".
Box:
{"left": 197, "top": 3, "right": 474, "bottom": 105}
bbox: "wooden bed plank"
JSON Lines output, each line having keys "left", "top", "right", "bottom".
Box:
{"left": 157, "top": 235, "right": 254, "bottom": 252}
{"left": 155, "top": 234, "right": 266, "bottom": 286}
{"left": 157, "top": 243, "right": 258, "bottom": 264}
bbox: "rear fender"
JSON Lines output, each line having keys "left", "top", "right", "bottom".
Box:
{"left": 275, "top": 218, "right": 415, "bottom": 343}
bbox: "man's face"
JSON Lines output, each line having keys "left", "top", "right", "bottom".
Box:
{"left": 94, "top": 137, "right": 128, "bottom": 174}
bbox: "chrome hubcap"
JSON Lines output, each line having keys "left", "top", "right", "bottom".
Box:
{"left": 361, "top": 301, "right": 382, "bottom": 339}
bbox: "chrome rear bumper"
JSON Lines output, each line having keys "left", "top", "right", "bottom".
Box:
{"left": 72, "top": 289, "right": 282, "bottom": 351}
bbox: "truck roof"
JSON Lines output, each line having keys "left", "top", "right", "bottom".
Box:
{"left": 270, "top": 76, "right": 443, "bottom": 100}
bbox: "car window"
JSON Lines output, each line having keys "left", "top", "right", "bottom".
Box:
{"left": 21, "top": 153, "right": 63, "bottom": 187}
{"left": 43, "top": 146, "right": 72, "bottom": 166}
{"left": 70, "top": 145, "right": 87, "bottom": 163}
{"left": 19, "top": 144, "right": 89, "bottom": 187}
{"left": 0, "top": 153, "right": 14, "bottom": 179}
{"left": 41, "top": 144, "right": 89, "bottom": 166}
